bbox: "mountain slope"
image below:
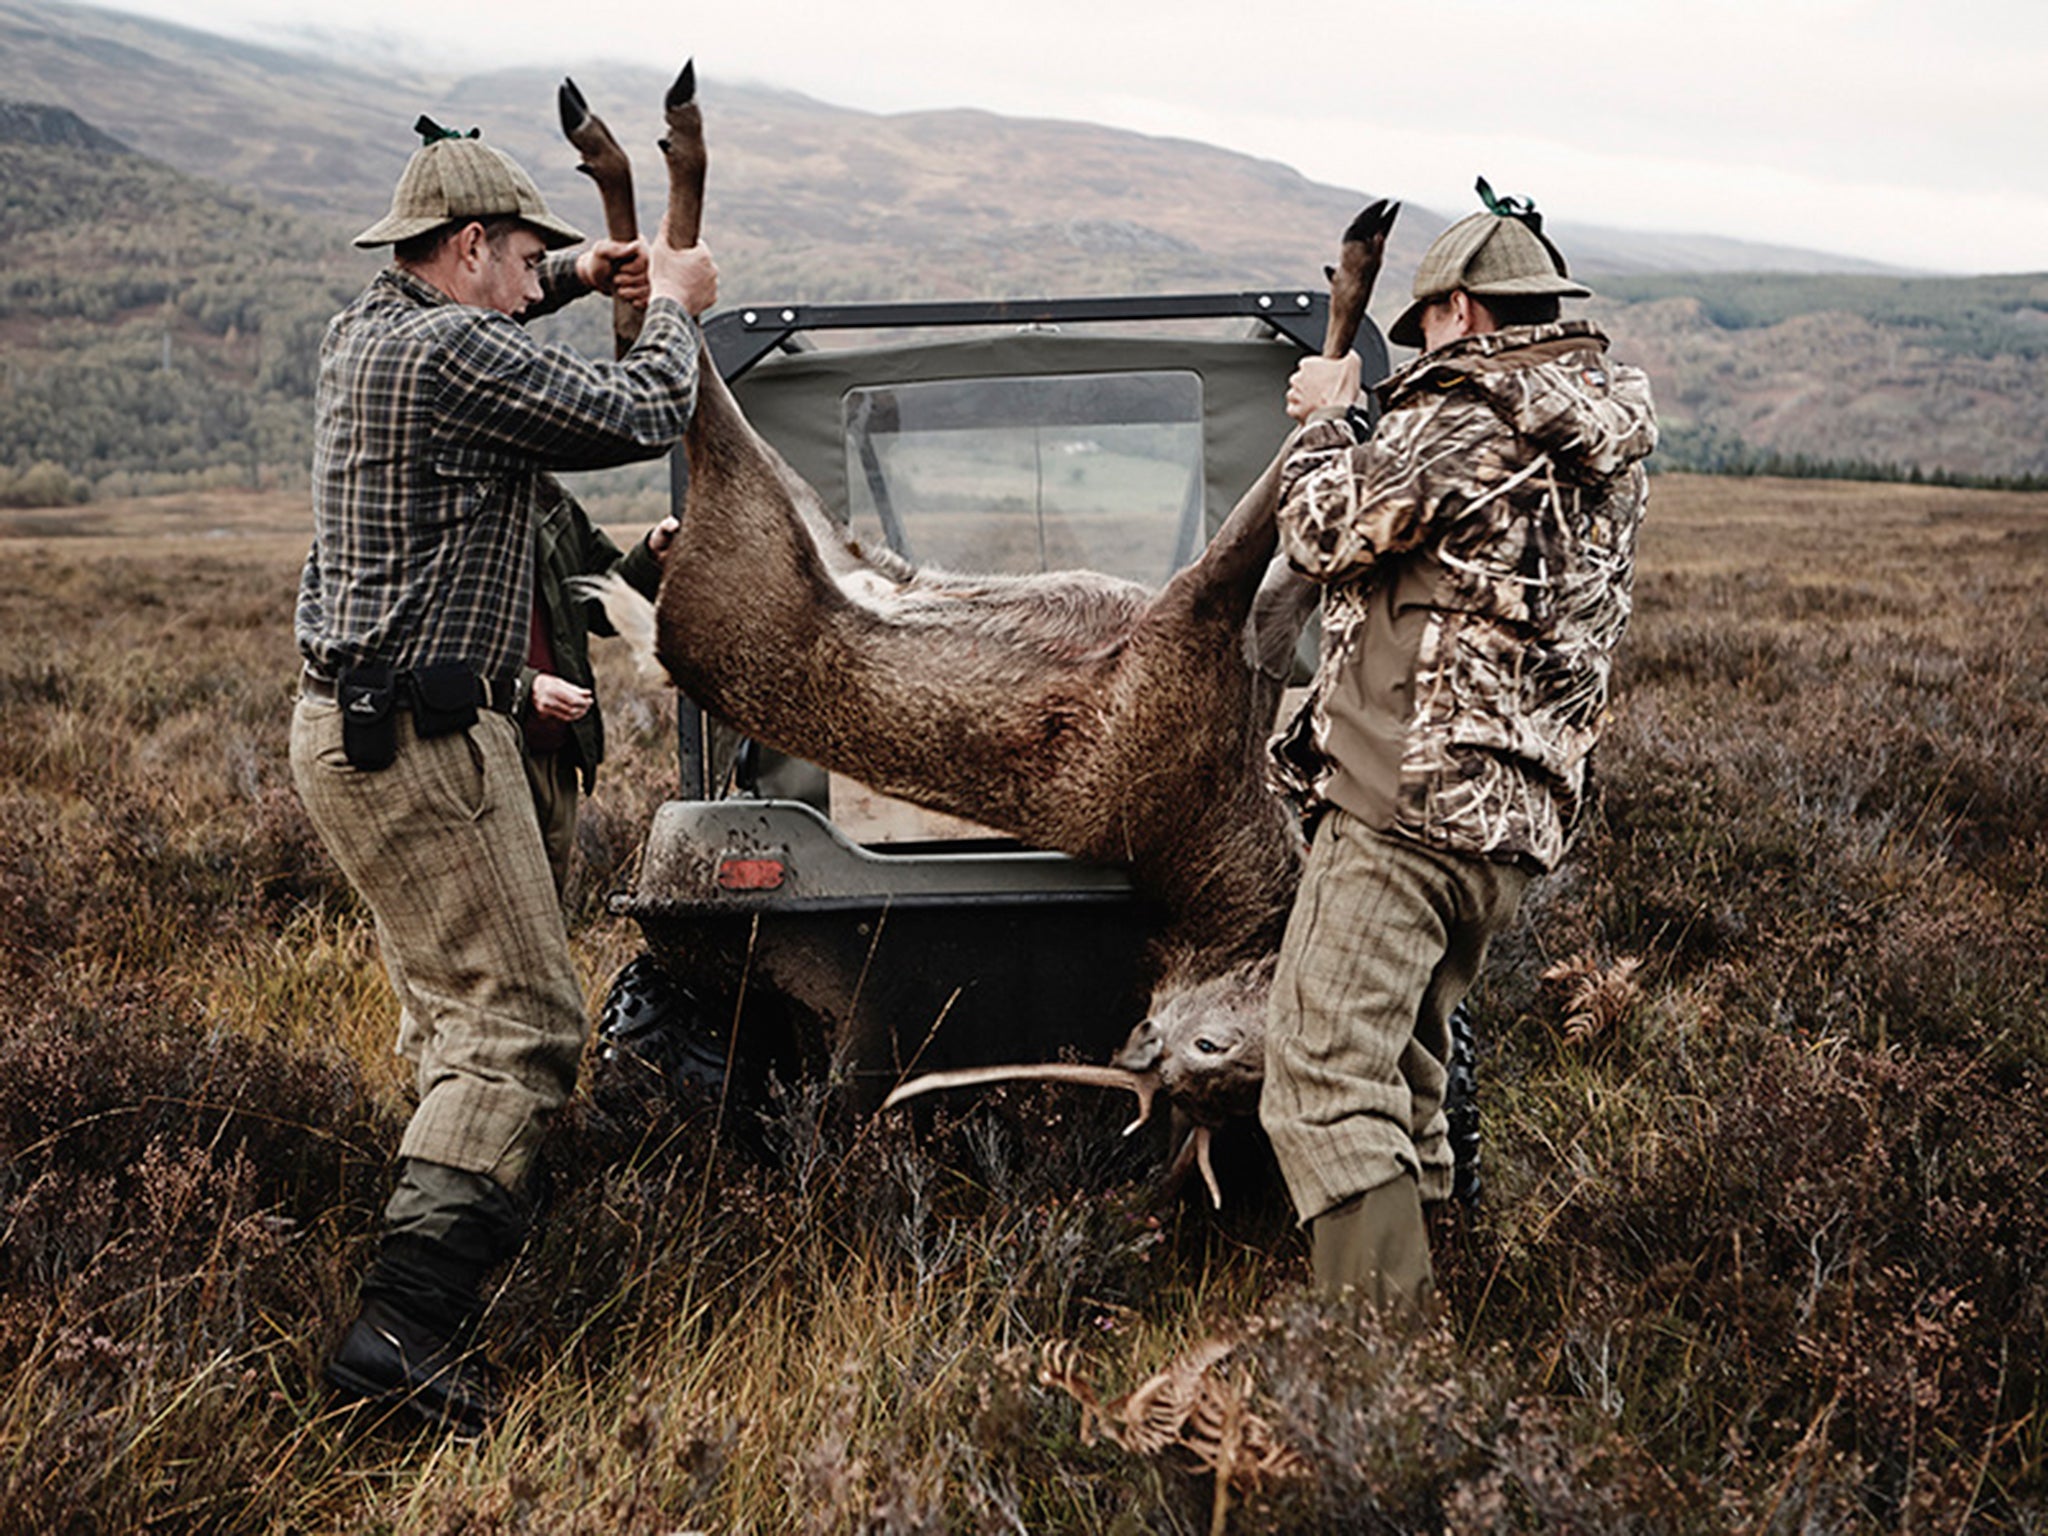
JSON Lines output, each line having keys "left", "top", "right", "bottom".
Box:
{"left": 0, "top": 99, "right": 361, "bottom": 502}
{"left": 0, "top": 0, "right": 415, "bottom": 216}
{"left": 2, "top": 0, "right": 2044, "bottom": 494}
{"left": 1, "top": 0, "right": 1905, "bottom": 285}
{"left": 1594, "top": 272, "right": 2048, "bottom": 481}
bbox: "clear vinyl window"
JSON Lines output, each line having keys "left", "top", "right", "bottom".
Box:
{"left": 841, "top": 370, "right": 1205, "bottom": 584}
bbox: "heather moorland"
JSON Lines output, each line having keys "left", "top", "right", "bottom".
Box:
{"left": 3, "top": 473, "right": 2046, "bottom": 1531}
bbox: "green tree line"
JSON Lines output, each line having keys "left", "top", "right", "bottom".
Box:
{"left": 1652, "top": 421, "right": 2048, "bottom": 491}
{"left": 0, "top": 130, "right": 363, "bottom": 505}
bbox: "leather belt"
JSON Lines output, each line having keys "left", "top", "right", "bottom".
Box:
{"left": 300, "top": 665, "right": 520, "bottom": 715}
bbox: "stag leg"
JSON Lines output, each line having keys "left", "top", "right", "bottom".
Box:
{"left": 1322, "top": 199, "right": 1399, "bottom": 358}
{"left": 1143, "top": 196, "right": 1400, "bottom": 653}
{"left": 658, "top": 61, "right": 707, "bottom": 249}
{"left": 557, "top": 77, "right": 643, "bottom": 358}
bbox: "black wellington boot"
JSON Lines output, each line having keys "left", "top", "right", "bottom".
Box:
{"left": 326, "top": 1278, "right": 500, "bottom": 1437}
{"left": 326, "top": 1161, "right": 527, "bottom": 1436}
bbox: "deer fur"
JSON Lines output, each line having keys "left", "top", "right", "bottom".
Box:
{"left": 570, "top": 66, "right": 1396, "bottom": 1204}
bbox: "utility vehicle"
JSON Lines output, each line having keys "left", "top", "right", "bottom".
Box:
{"left": 599, "top": 289, "right": 1394, "bottom": 1118}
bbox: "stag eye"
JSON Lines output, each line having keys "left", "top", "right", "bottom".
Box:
{"left": 1194, "top": 1036, "right": 1223, "bottom": 1056}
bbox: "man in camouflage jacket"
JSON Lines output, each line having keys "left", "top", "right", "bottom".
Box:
{"left": 1260, "top": 188, "right": 1658, "bottom": 1318}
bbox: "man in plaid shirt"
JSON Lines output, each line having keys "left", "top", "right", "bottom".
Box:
{"left": 291, "top": 118, "right": 716, "bottom": 1432}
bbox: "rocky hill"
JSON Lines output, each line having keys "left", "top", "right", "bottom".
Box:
{"left": 0, "top": 97, "right": 127, "bottom": 151}
{"left": 1, "top": 0, "right": 2044, "bottom": 495}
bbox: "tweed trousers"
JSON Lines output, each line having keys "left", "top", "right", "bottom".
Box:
{"left": 522, "top": 747, "right": 582, "bottom": 900}
{"left": 1261, "top": 808, "right": 1528, "bottom": 1223}
{"left": 290, "top": 699, "right": 586, "bottom": 1190}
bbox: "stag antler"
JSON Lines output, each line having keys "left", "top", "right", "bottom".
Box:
{"left": 879, "top": 1042, "right": 1235, "bottom": 1211}
{"left": 881, "top": 1063, "right": 1161, "bottom": 1139}
{"left": 881, "top": 1061, "right": 1226, "bottom": 1204}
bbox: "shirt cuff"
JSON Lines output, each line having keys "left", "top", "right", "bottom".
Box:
{"left": 632, "top": 297, "right": 697, "bottom": 356}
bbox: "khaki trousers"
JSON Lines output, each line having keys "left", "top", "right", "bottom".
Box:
{"left": 522, "top": 747, "right": 581, "bottom": 900}
{"left": 1260, "top": 808, "right": 1528, "bottom": 1222}
{"left": 290, "top": 699, "right": 586, "bottom": 1189}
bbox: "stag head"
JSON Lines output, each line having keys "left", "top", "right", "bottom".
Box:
{"left": 1113, "top": 955, "right": 1272, "bottom": 1127}
{"left": 883, "top": 954, "right": 1278, "bottom": 1209}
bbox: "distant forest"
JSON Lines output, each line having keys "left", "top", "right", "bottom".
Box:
{"left": 1595, "top": 271, "right": 2048, "bottom": 491}
{"left": 1600, "top": 270, "right": 2048, "bottom": 361}
{"left": 5, "top": 102, "right": 2048, "bottom": 508}
{"left": 1650, "top": 424, "right": 2048, "bottom": 492}
{"left": 0, "top": 108, "right": 635, "bottom": 510}
{"left": 0, "top": 110, "right": 345, "bottom": 504}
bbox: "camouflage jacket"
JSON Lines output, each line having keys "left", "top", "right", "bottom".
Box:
{"left": 1269, "top": 320, "right": 1657, "bottom": 872}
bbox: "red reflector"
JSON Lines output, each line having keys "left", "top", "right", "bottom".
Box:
{"left": 717, "top": 857, "right": 786, "bottom": 891}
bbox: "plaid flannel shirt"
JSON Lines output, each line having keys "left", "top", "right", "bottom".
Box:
{"left": 296, "top": 255, "right": 698, "bottom": 681}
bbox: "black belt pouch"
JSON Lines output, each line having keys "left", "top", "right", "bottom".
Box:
{"left": 410, "top": 661, "right": 481, "bottom": 740}
{"left": 337, "top": 663, "right": 400, "bottom": 772}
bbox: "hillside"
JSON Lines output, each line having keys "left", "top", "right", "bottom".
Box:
{"left": 0, "top": 0, "right": 415, "bottom": 220}
{"left": 0, "top": 0, "right": 1437, "bottom": 305}
{"left": 0, "top": 0, "right": 1902, "bottom": 287}
{"left": 1, "top": 0, "right": 2045, "bottom": 497}
{"left": 1597, "top": 273, "right": 2048, "bottom": 483}
{"left": 0, "top": 101, "right": 365, "bottom": 504}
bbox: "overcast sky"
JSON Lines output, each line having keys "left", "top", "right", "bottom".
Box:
{"left": 103, "top": 0, "right": 2047, "bottom": 275}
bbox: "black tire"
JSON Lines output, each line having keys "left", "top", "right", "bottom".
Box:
{"left": 595, "top": 953, "right": 729, "bottom": 1098}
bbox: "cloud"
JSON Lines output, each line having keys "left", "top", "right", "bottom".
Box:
{"left": 96, "top": 0, "right": 2048, "bottom": 273}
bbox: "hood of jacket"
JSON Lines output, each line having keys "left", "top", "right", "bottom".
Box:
{"left": 1377, "top": 320, "right": 1658, "bottom": 484}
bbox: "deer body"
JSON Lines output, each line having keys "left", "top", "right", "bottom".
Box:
{"left": 656, "top": 364, "right": 1306, "bottom": 980}
{"left": 566, "top": 67, "right": 1396, "bottom": 1199}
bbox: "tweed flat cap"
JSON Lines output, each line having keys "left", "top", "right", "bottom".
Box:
{"left": 353, "top": 120, "right": 583, "bottom": 250}
{"left": 1388, "top": 183, "right": 1590, "bottom": 348}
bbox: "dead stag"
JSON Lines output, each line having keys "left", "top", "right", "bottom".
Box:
{"left": 566, "top": 66, "right": 1396, "bottom": 1205}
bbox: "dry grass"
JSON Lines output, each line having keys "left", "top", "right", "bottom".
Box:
{"left": 3, "top": 475, "right": 2047, "bottom": 1532}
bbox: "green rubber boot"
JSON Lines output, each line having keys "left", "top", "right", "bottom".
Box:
{"left": 1310, "top": 1176, "right": 1437, "bottom": 1324}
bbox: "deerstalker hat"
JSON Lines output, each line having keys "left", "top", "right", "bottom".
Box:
{"left": 353, "top": 116, "right": 584, "bottom": 250}
{"left": 1388, "top": 178, "right": 1590, "bottom": 348}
